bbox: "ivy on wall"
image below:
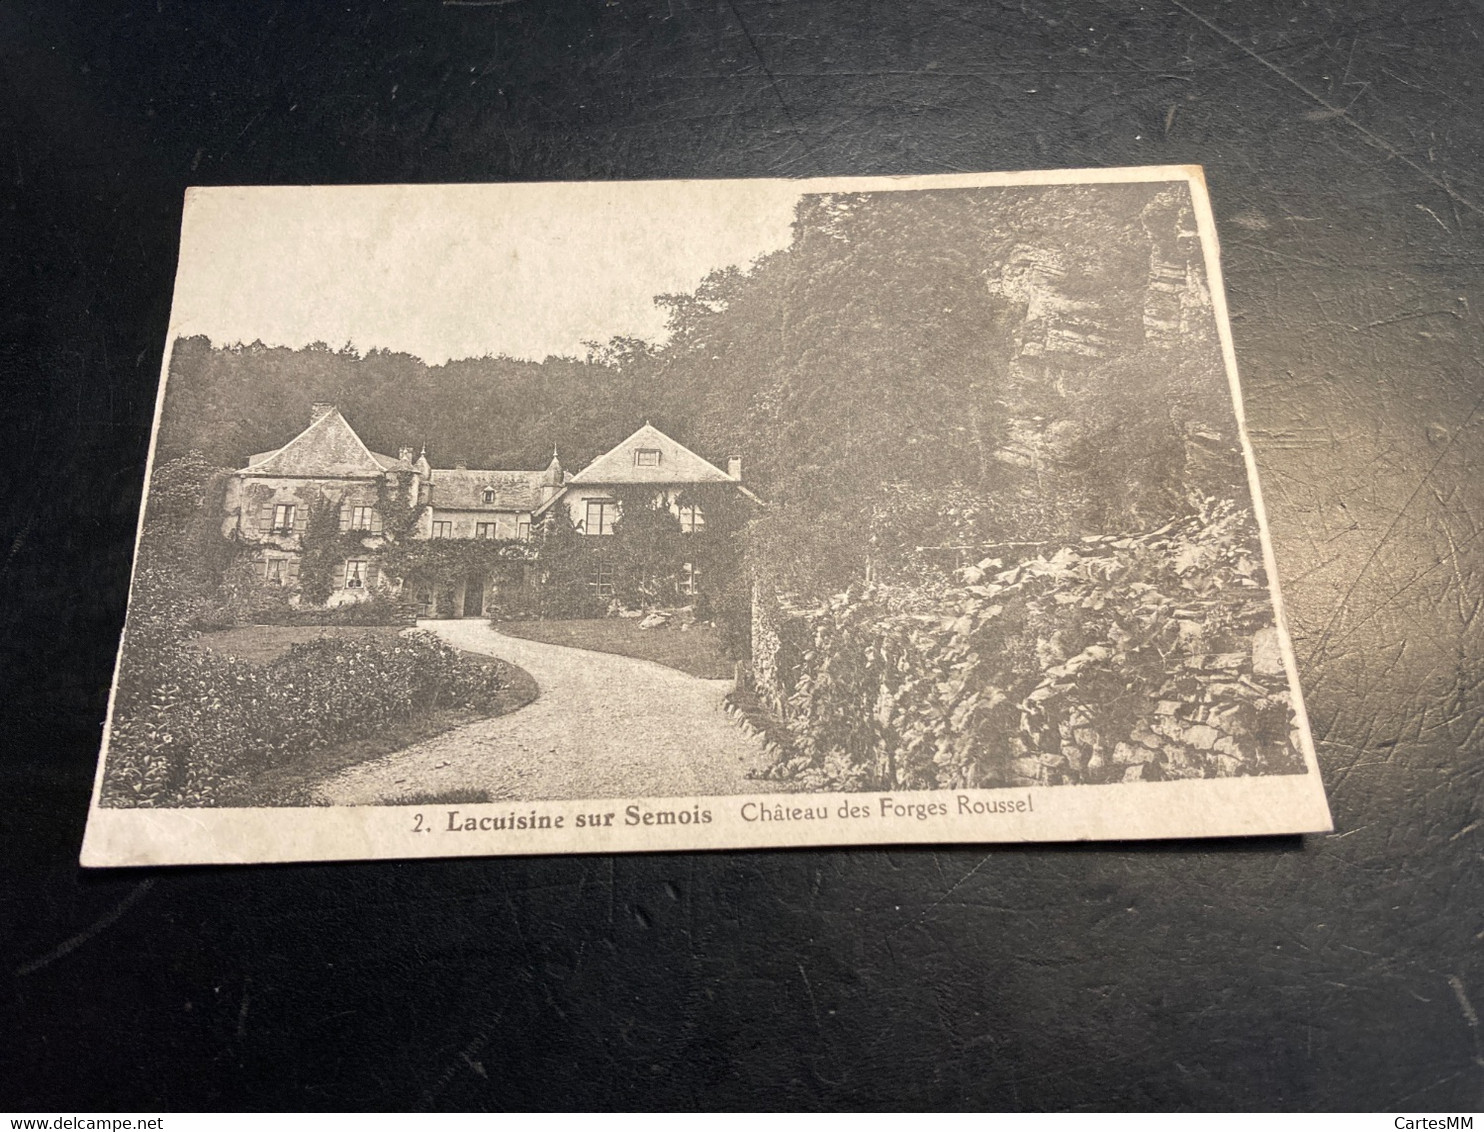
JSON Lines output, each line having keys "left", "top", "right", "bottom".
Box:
{"left": 376, "top": 470, "right": 428, "bottom": 543}
{"left": 607, "top": 486, "right": 686, "bottom": 608}
{"left": 272, "top": 472, "right": 430, "bottom": 604}
{"left": 297, "top": 495, "right": 358, "bottom": 604}
{"left": 527, "top": 512, "right": 604, "bottom": 619}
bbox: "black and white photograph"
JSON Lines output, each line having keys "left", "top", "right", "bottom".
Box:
{"left": 82, "top": 168, "right": 1331, "bottom": 865}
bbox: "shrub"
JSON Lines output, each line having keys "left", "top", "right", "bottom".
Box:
{"left": 263, "top": 584, "right": 416, "bottom": 627}
{"left": 487, "top": 584, "right": 541, "bottom": 622}
{"left": 435, "top": 588, "right": 457, "bottom": 618}
{"left": 101, "top": 630, "right": 508, "bottom": 807}
{"left": 187, "top": 557, "right": 297, "bottom": 630}
{"left": 759, "top": 500, "right": 1308, "bottom": 792}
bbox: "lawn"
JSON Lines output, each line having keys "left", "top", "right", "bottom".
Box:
{"left": 191, "top": 623, "right": 539, "bottom": 806}
{"left": 493, "top": 618, "right": 736, "bottom": 680}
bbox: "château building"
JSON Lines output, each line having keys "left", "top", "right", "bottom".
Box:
{"left": 220, "top": 404, "right": 751, "bottom": 616}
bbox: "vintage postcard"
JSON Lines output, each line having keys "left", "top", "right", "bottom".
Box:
{"left": 81, "top": 166, "right": 1331, "bottom": 866}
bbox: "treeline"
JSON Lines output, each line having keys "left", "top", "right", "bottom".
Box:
{"left": 156, "top": 337, "right": 665, "bottom": 475}
{"left": 160, "top": 180, "right": 1246, "bottom": 602}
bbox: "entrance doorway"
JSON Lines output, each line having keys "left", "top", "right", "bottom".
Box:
{"left": 462, "top": 572, "right": 485, "bottom": 617}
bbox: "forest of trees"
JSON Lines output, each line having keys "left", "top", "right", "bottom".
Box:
{"left": 157, "top": 180, "right": 1247, "bottom": 605}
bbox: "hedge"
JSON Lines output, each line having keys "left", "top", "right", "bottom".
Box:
{"left": 102, "top": 629, "right": 508, "bottom": 807}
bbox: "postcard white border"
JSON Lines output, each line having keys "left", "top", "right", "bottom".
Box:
{"left": 82, "top": 165, "right": 1333, "bottom": 868}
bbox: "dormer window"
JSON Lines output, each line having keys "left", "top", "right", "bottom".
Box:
{"left": 634, "top": 449, "right": 661, "bottom": 468}
{"left": 482, "top": 488, "right": 497, "bottom": 504}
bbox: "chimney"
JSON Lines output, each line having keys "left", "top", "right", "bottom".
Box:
{"left": 727, "top": 455, "right": 742, "bottom": 481}
{"left": 398, "top": 446, "right": 415, "bottom": 464}
{"left": 310, "top": 402, "right": 336, "bottom": 425}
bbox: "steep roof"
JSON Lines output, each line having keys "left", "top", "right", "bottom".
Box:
{"left": 568, "top": 423, "right": 736, "bottom": 486}
{"left": 429, "top": 468, "right": 547, "bottom": 511}
{"left": 243, "top": 409, "right": 408, "bottom": 478}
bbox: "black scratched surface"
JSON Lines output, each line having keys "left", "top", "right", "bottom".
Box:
{"left": 2, "top": 0, "right": 1482, "bottom": 1111}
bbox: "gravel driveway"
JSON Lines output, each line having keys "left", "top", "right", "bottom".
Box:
{"left": 317, "top": 619, "right": 770, "bottom": 804}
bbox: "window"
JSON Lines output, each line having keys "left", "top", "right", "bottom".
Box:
{"left": 263, "top": 557, "right": 300, "bottom": 585}
{"left": 678, "top": 503, "right": 705, "bottom": 534}
{"left": 517, "top": 519, "right": 531, "bottom": 541}
{"left": 635, "top": 448, "right": 661, "bottom": 467}
{"left": 340, "top": 504, "right": 380, "bottom": 533}
{"left": 476, "top": 522, "right": 497, "bottom": 540}
{"left": 483, "top": 488, "right": 497, "bottom": 504}
{"left": 432, "top": 521, "right": 453, "bottom": 539}
{"left": 585, "top": 499, "right": 618, "bottom": 536}
{"left": 678, "top": 562, "right": 701, "bottom": 597}
{"left": 588, "top": 558, "right": 614, "bottom": 599}
{"left": 345, "top": 559, "right": 367, "bottom": 589}
{"left": 270, "top": 503, "right": 296, "bottom": 534}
